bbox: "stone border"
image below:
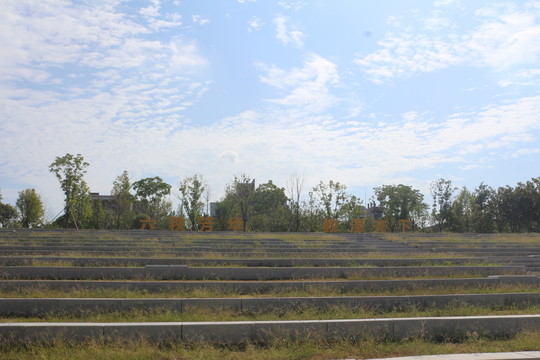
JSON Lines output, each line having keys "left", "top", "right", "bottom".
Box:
{"left": 0, "top": 275, "right": 537, "bottom": 293}
{"left": 1, "top": 315, "right": 540, "bottom": 345}
{"left": 364, "top": 352, "right": 540, "bottom": 360}
{"left": 1, "top": 293, "right": 539, "bottom": 316}
{"left": 0, "top": 266, "right": 527, "bottom": 280}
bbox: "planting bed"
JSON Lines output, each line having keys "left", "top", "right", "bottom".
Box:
{"left": 1, "top": 229, "right": 540, "bottom": 359}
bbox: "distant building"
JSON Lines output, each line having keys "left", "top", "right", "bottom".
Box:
{"left": 89, "top": 192, "right": 117, "bottom": 211}
{"left": 210, "top": 202, "right": 218, "bottom": 217}
{"left": 366, "top": 201, "right": 384, "bottom": 220}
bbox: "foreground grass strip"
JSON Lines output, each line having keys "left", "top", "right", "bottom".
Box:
{"left": 2, "top": 315, "right": 540, "bottom": 345}
{"left": 0, "top": 265, "right": 525, "bottom": 281}
{"left": 2, "top": 293, "right": 540, "bottom": 318}
{"left": 1, "top": 331, "right": 540, "bottom": 360}
{"left": 3, "top": 302, "right": 540, "bottom": 323}
{"left": 0, "top": 256, "right": 499, "bottom": 267}
{"left": 1, "top": 283, "right": 538, "bottom": 298}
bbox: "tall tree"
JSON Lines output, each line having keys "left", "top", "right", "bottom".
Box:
{"left": 341, "top": 194, "right": 366, "bottom": 231}
{"left": 132, "top": 176, "right": 172, "bottom": 225}
{"left": 49, "top": 153, "right": 90, "bottom": 228}
{"left": 16, "top": 189, "right": 45, "bottom": 228}
{"left": 451, "top": 187, "right": 475, "bottom": 232}
{"left": 179, "top": 174, "right": 206, "bottom": 231}
{"left": 111, "top": 171, "right": 134, "bottom": 230}
{"left": 72, "top": 180, "right": 92, "bottom": 229}
{"left": 251, "top": 181, "right": 289, "bottom": 232}
{"left": 0, "top": 190, "right": 19, "bottom": 228}
{"left": 225, "top": 174, "right": 255, "bottom": 231}
{"left": 310, "top": 180, "right": 349, "bottom": 220}
{"left": 286, "top": 173, "right": 305, "bottom": 232}
{"left": 374, "top": 184, "right": 425, "bottom": 232}
{"left": 430, "top": 178, "right": 456, "bottom": 232}
{"left": 472, "top": 182, "right": 494, "bottom": 233}
{"left": 490, "top": 186, "right": 511, "bottom": 233}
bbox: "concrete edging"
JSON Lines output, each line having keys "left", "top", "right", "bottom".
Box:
{"left": 1, "top": 315, "right": 540, "bottom": 344}
{"left": 365, "top": 352, "right": 540, "bottom": 360}
{"left": 0, "top": 265, "right": 527, "bottom": 280}
{"left": 1, "top": 293, "right": 540, "bottom": 316}
{"left": 0, "top": 276, "right": 537, "bottom": 293}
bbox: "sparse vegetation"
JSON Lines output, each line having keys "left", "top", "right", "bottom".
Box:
{"left": 1, "top": 230, "right": 540, "bottom": 358}
{"left": 2, "top": 331, "right": 540, "bottom": 360}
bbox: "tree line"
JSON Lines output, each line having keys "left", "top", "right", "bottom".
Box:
{"left": 0, "top": 153, "right": 539, "bottom": 233}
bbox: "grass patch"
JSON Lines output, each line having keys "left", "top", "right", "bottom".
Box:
{"left": 0, "top": 283, "right": 538, "bottom": 299}
{"left": 384, "top": 233, "right": 540, "bottom": 245}
{"left": 2, "top": 330, "right": 540, "bottom": 360}
{"left": 0, "top": 258, "right": 500, "bottom": 267}
{"left": 3, "top": 302, "right": 540, "bottom": 323}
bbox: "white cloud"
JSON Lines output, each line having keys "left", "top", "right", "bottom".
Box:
{"left": 1, "top": 0, "right": 540, "bottom": 217}
{"left": 248, "top": 17, "right": 263, "bottom": 32}
{"left": 258, "top": 54, "right": 339, "bottom": 112}
{"left": 169, "top": 40, "right": 208, "bottom": 70}
{"left": 278, "top": 2, "right": 306, "bottom": 11}
{"left": 219, "top": 150, "right": 239, "bottom": 163}
{"left": 192, "top": 15, "right": 209, "bottom": 25}
{"left": 434, "top": 0, "right": 462, "bottom": 8}
{"left": 355, "top": 2, "right": 540, "bottom": 83}
{"left": 0, "top": 0, "right": 208, "bottom": 213}
{"left": 274, "top": 15, "right": 304, "bottom": 48}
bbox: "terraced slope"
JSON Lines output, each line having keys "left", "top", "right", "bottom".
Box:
{"left": 1, "top": 229, "right": 540, "bottom": 359}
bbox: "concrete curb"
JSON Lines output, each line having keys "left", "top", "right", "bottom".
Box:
{"left": 0, "top": 265, "right": 527, "bottom": 280}
{"left": 1, "top": 315, "right": 540, "bottom": 344}
{"left": 1, "top": 293, "right": 540, "bottom": 316}
{"left": 0, "top": 275, "right": 537, "bottom": 293}
{"left": 364, "top": 352, "right": 540, "bottom": 360}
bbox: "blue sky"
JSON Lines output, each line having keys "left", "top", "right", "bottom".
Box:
{"left": 1, "top": 0, "right": 539, "bottom": 218}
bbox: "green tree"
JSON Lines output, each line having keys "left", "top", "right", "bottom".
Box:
{"left": 213, "top": 196, "right": 238, "bottom": 231}
{"left": 286, "top": 173, "right": 305, "bottom": 232}
{"left": 430, "top": 178, "right": 456, "bottom": 232}
{"left": 111, "top": 171, "right": 134, "bottom": 230}
{"left": 16, "top": 188, "right": 45, "bottom": 228}
{"left": 72, "top": 180, "right": 93, "bottom": 229}
{"left": 451, "top": 187, "right": 475, "bottom": 232}
{"left": 303, "top": 194, "right": 325, "bottom": 232}
{"left": 490, "top": 186, "right": 511, "bottom": 233}
{"left": 179, "top": 174, "right": 207, "bottom": 231}
{"left": 225, "top": 174, "right": 255, "bottom": 231}
{"left": 374, "top": 184, "right": 425, "bottom": 232}
{"left": 509, "top": 180, "right": 540, "bottom": 232}
{"left": 251, "top": 181, "right": 289, "bottom": 232}
{"left": 49, "top": 153, "right": 90, "bottom": 228}
{"left": 132, "top": 176, "right": 172, "bottom": 227}
{"left": 0, "top": 191, "right": 19, "bottom": 228}
{"left": 310, "top": 180, "right": 349, "bottom": 220}
{"left": 340, "top": 195, "right": 366, "bottom": 232}
{"left": 0, "top": 203, "right": 18, "bottom": 228}
{"left": 472, "top": 182, "right": 494, "bottom": 233}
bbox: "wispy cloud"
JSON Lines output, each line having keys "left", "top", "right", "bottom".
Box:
{"left": 248, "top": 16, "right": 263, "bottom": 32}
{"left": 278, "top": 1, "right": 306, "bottom": 11}
{"left": 354, "top": 2, "right": 540, "bottom": 83}
{"left": 0, "top": 0, "right": 208, "bottom": 210}
{"left": 274, "top": 15, "right": 304, "bottom": 48}
{"left": 258, "top": 54, "right": 339, "bottom": 112}
{"left": 1, "top": 0, "right": 539, "bottom": 216}
{"left": 192, "top": 15, "right": 209, "bottom": 26}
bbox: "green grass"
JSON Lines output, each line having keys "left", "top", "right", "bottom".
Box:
{"left": 0, "top": 251, "right": 474, "bottom": 260}
{"left": 3, "top": 302, "right": 540, "bottom": 323}
{"left": 0, "top": 283, "right": 538, "bottom": 299}
{"left": 2, "top": 331, "right": 540, "bottom": 360}
{"left": 2, "top": 258, "right": 499, "bottom": 267}
{"left": 384, "top": 233, "right": 540, "bottom": 245}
